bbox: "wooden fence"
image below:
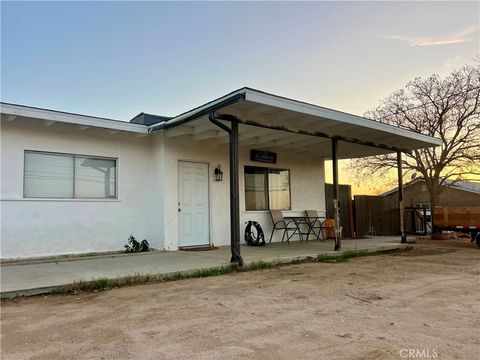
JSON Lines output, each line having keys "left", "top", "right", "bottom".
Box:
{"left": 324, "top": 186, "right": 415, "bottom": 237}
{"left": 353, "top": 195, "right": 400, "bottom": 236}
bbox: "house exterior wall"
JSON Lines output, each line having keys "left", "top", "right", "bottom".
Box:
{"left": 162, "top": 134, "right": 326, "bottom": 250}
{"left": 1, "top": 119, "right": 326, "bottom": 258}
{"left": 1, "top": 118, "right": 159, "bottom": 259}
{"left": 384, "top": 181, "right": 480, "bottom": 207}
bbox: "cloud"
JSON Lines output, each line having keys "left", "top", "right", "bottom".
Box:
{"left": 443, "top": 55, "right": 478, "bottom": 70}
{"left": 444, "top": 55, "right": 465, "bottom": 69}
{"left": 382, "top": 26, "right": 479, "bottom": 47}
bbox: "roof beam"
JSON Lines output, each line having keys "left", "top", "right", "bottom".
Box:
{"left": 244, "top": 89, "right": 442, "bottom": 148}
{"left": 237, "top": 111, "right": 308, "bottom": 127}
{"left": 216, "top": 114, "right": 411, "bottom": 153}
{"left": 258, "top": 144, "right": 324, "bottom": 158}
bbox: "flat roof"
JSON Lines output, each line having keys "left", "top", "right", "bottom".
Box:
{"left": 1, "top": 88, "right": 442, "bottom": 158}
{"left": 149, "top": 87, "right": 441, "bottom": 157}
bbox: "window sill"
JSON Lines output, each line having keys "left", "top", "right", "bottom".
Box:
{"left": 1, "top": 198, "right": 122, "bottom": 202}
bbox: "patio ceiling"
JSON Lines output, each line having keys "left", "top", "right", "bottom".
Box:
{"left": 151, "top": 88, "right": 441, "bottom": 159}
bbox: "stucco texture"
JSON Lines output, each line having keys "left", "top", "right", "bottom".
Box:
{"left": 1, "top": 118, "right": 157, "bottom": 258}
{"left": 1, "top": 118, "right": 326, "bottom": 258}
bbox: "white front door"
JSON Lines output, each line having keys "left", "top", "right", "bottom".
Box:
{"left": 178, "top": 161, "right": 210, "bottom": 247}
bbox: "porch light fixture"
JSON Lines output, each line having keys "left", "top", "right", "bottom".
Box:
{"left": 214, "top": 164, "right": 223, "bottom": 181}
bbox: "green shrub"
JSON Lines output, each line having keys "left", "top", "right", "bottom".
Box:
{"left": 124, "top": 235, "right": 150, "bottom": 253}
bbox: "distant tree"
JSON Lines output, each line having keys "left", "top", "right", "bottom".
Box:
{"left": 350, "top": 65, "right": 480, "bottom": 214}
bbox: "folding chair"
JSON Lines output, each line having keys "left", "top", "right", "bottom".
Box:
{"left": 305, "top": 210, "right": 326, "bottom": 241}
{"left": 269, "top": 210, "right": 300, "bottom": 243}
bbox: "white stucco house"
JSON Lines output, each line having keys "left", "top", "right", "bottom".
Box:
{"left": 0, "top": 88, "right": 441, "bottom": 260}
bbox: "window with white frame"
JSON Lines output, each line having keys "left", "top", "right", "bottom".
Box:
{"left": 244, "top": 166, "right": 291, "bottom": 211}
{"left": 24, "top": 151, "right": 117, "bottom": 199}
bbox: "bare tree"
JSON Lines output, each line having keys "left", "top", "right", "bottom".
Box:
{"left": 350, "top": 65, "right": 480, "bottom": 213}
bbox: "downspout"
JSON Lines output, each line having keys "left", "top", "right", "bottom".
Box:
{"left": 397, "top": 151, "right": 407, "bottom": 243}
{"left": 332, "top": 138, "right": 341, "bottom": 251}
{"left": 209, "top": 113, "right": 244, "bottom": 266}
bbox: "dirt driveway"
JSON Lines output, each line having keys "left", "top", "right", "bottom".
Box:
{"left": 1, "top": 239, "right": 479, "bottom": 360}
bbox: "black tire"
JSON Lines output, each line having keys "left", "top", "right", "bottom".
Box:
{"left": 476, "top": 232, "right": 480, "bottom": 248}
{"left": 244, "top": 221, "right": 265, "bottom": 246}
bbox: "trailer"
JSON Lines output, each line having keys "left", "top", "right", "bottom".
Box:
{"left": 433, "top": 206, "right": 480, "bottom": 247}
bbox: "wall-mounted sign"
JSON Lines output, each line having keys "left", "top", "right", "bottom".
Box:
{"left": 251, "top": 149, "right": 277, "bottom": 164}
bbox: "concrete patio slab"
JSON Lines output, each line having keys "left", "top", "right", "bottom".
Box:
{"left": 1, "top": 237, "right": 407, "bottom": 298}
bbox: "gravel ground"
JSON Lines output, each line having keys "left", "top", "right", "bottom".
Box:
{"left": 1, "top": 239, "right": 479, "bottom": 360}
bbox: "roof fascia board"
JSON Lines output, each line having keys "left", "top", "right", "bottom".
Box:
{"left": 1, "top": 103, "right": 148, "bottom": 134}
{"left": 149, "top": 89, "right": 246, "bottom": 132}
{"left": 244, "top": 89, "right": 442, "bottom": 147}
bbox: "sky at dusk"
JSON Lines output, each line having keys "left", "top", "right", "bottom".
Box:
{"left": 1, "top": 1, "right": 479, "bottom": 194}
